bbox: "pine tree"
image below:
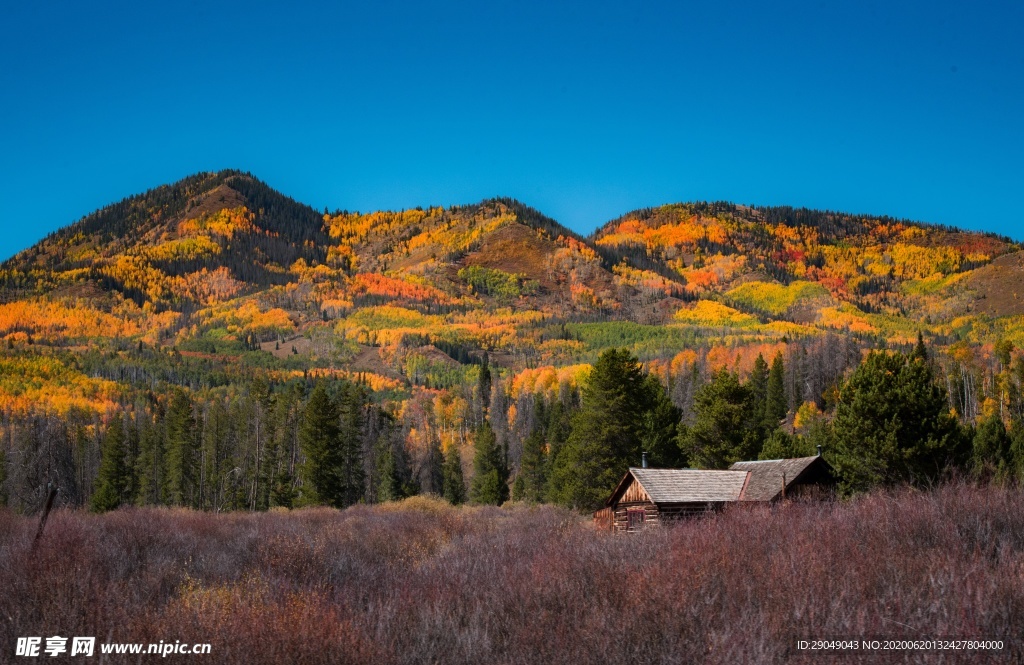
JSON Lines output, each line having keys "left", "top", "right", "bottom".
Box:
{"left": 442, "top": 443, "right": 466, "bottom": 504}
{"left": 202, "top": 399, "right": 231, "bottom": 511}
{"left": 518, "top": 426, "right": 547, "bottom": 502}
{"left": 973, "top": 413, "right": 1011, "bottom": 476}
{"left": 1010, "top": 421, "right": 1024, "bottom": 480}
{"left": 478, "top": 353, "right": 492, "bottom": 412}
{"left": 135, "top": 409, "right": 166, "bottom": 506}
{"left": 749, "top": 353, "right": 769, "bottom": 425}
{"left": 469, "top": 421, "right": 507, "bottom": 505}
{"left": 680, "top": 370, "right": 755, "bottom": 469}
{"left": 422, "top": 435, "right": 444, "bottom": 496}
{"left": 547, "top": 349, "right": 656, "bottom": 510}
{"left": 831, "top": 350, "right": 967, "bottom": 494}
{"left": 765, "top": 352, "right": 787, "bottom": 427}
{"left": 912, "top": 331, "right": 929, "bottom": 362}
{"left": 91, "top": 416, "right": 131, "bottom": 512}
{"left": 375, "top": 435, "right": 400, "bottom": 503}
{"left": 248, "top": 376, "right": 273, "bottom": 511}
{"left": 790, "top": 348, "right": 807, "bottom": 413}
{"left": 758, "top": 428, "right": 816, "bottom": 460}
{"left": 640, "top": 374, "right": 684, "bottom": 467}
{"left": 298, "top": 382, "right": 343, "bottom": 507}
{"left": 337, "top": 383, "right": 366, "bottom": 507}
{"left": 165, "top": 389, "right": 199, "bottom": 507}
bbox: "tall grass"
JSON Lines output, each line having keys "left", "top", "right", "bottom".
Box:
{"left": 1, "top": 484, "right": 1021, "bottom": 664}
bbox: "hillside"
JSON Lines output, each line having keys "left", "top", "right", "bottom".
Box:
{"left": 0, "top": 170, "right": 1022, "bottom": 512}
{"left": 1, "top": 173, "right": 1020, "bottom": 380}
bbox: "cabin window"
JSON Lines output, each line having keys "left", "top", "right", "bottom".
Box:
{"left": 627, "top": 508, "right": 646, "bottom": 530}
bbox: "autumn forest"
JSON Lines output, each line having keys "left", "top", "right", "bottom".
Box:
{"left": 1, "top": 170, "right": 1023, "bottom": 516}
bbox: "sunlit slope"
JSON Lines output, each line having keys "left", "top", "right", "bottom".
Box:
{"left": 0, "top": 171, "right": 1019, "bottom": 412}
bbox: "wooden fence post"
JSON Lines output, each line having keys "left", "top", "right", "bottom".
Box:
{"left": 33, "top": 484, "right": 58, "bottom": 547}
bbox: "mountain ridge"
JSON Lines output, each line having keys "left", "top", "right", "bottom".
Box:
{"left": 0, "top": 169, "right": 1022, "bottom": 419}
{"left": 8, "top": 169, "right": 1017, "bottom": 268}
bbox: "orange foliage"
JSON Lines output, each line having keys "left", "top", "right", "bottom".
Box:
{"left": 669, "top": 349, "right": 699, "bottom": 378}
{"left": 351, "top": 273, "right": 455, "bottom": 304}
{"left": 681, "top": 269, "right": 719, "bottom": 293}
{"left": 198, "top": 300, "right": 295, "bottom": 338}
{"left": 509, "top": 364, "right": 591, "bottom": 399}
{"left": 168, "top": 267, "right": 245, "bottom": 305}
{"left": 612, "top": 264, "right": 683, "bottom": 297}
{"left": 596, "top": 214, "right": 728, "bottom": 252}
{"left": 0, "top": 299, "right": 142, "bottom": 340}
{"left": 706, "top": 343, "right": 789, "bottom": 375}
{"left": 178, "top": 207, "right": 256, "bottom": 240}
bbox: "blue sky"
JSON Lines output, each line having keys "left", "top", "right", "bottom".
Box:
{"left": 1, "top": 0, "right": 1022, "bottom": 260}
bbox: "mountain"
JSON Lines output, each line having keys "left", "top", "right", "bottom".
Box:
{"left": 0, "top": 170, "right": 1020, "bottom": 417}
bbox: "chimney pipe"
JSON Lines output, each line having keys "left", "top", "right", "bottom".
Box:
{"left": 641, "top": 452, "right": 648, "bottom": 469}
{"left": 816, "top": 444, "right": 823, "bottom": 457}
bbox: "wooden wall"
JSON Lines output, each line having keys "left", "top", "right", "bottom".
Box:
{"left": 612, "top": 502, "right": 659, "bottom": 533}
{"left": 608, "top": 501, "right": 721, "bottom": 533}
{"left": 619, "top": 478, "right": 651, "bottom": 504}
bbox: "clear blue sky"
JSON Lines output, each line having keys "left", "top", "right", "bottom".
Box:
{"left": 2, "top": 0, "right": 1022, "bottom": 260}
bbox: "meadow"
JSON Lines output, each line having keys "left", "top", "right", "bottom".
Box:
{"left": 1, "top": 484, "right": 1022, "bottom": 664}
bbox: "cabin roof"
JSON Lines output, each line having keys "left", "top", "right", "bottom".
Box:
{"left": 606, "top": 455, "right": 835, "bottom": 508}
{"left": 617, "top": 468, "right": 750, "bottom": 505}
{"left": 729, "top": 455, "right": 831, "bottom": 502}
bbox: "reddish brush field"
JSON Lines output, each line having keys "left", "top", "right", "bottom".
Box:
{"left": 1, "top": 485, "right": 1022, "bottom": 664}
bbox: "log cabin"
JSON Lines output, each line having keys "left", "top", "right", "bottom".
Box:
{"left": 597, "top": 454, "right": 835, "bottom": 532}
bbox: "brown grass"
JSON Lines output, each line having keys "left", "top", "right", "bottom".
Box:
{"left": 965, "top": 251, "right": 1024, "bottom": 317}
{"left": 1, "top": 486, "right": 1022, "bottom": 664}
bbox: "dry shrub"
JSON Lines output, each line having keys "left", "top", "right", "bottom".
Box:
{"left": 1, "top": 483, "right": 1022, "bottom": 664}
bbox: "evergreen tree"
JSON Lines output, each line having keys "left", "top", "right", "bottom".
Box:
{"left": 758, "top": 428, "right": 816, "bottom": 460}
{"left": 640, "top": 374, "right": 684, "bottom": 467}
{"left": 270, "top": 386, "right": 302, "bottom": 509}
{"left": 547, "top": 349, "right": 656, "bottom": 510}
{"left": 680, "top": 370, "right": 757, "bottom": 468}
{"left": 831, "top": 351, "right": 967, "bottom": 494}
{"left": 120, "top": 415, "right": 140, "bottom": 506}
{"left": 337, "top": 383, "right": 366, "bottom": 507}
{"left": 517, "top": 426, "right": 547, "bottom": 502}
{"left": 1009, "top": 421, "right": 1024, "bottom": 480}
{"left": 165, "top": 389, "right": 199, "bottom": 507}
{"left": 442, "top": 443, "right": 466, "bottom": 504}
{"left": 478, "top": 353, "right": 492, "bottom": 411}
{"left": 91, "top": 416, "right": 131, "bottom": 512}
{"left": 422, "top": 435, "right": 445, "bottom": 496}
{"left": 248, "top": 376, "right": 274, "bottom": 511}
{"left": 375, "top": 435, "right": 400, "bottom": 503}
{"left": 269, "top": 447, "right": 297, "bottom": 509}
{"left": 790, "top": 348, "right": 807, "bottom": 412}
{"left": 469, "top": 420, "right": 507, "bottom": 505}
{"left": 973, "top": 413, "right": 1011, "bottom": 476}
{"left": 749, "top": 353, "right": 769, "bottom": 425}
{"left": 543, "top": 398, "right": 573, "bottom": 499}
{"left": 202, "top": 399, "right": 231, "bottom": 511}
{"left": 765, "top": 352, "right": 787, "bottom": 427}
{"left": 912, "top": 331, "right": 929, "bottom": 362}
{"left": 298, "top": 382, "right": 343, "bottom": 507}
{"left": 135, "top": 409, "right": 165, "bottom": 506}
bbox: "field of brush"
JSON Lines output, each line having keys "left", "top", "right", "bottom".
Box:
{"left": 1, "top": 485, "right": 1022, "bottom": 664}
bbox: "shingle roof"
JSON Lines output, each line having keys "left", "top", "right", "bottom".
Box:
{"left": 628, "top": 468, "right": 750, "bottom": 504}
{"left": 729, "top": 456, "right": 823, "bottom": 502}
